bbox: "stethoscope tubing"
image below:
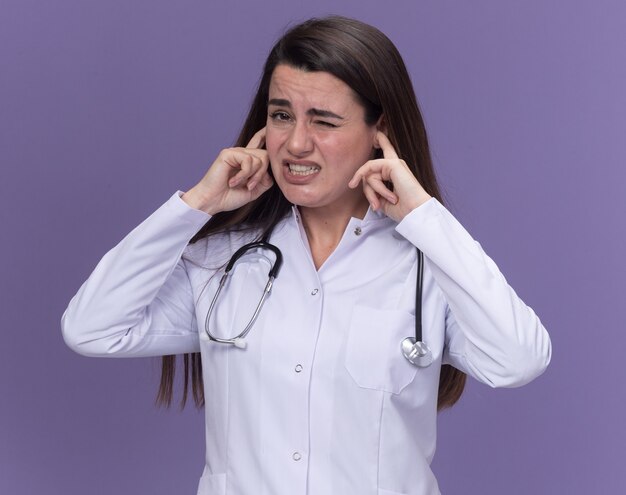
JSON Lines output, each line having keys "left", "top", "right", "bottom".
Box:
{"left": 400, "top": 248, "right": 433, "bottom": 367}
{"left": 204, "top": 241, "right": 282, "bottom": 348}
{"left": 415, "top": 248, "right": 424, "bottom": 343}
{"left": 204, "top": 241, "right": 433, "bottom": 367}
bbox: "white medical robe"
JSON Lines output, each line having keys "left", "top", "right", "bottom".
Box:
{"left": 62, "top": 192, "right": 551, "bottom": 495}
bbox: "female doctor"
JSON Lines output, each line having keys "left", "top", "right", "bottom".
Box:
{"left": 62, "top": 16, "right": 551, "bottom": 495}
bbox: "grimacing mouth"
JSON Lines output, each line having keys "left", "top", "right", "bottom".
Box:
{"left": 286, "top": 162, "right": 321, "bottom": 176}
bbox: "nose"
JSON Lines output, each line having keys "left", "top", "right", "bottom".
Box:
{"left": 286, "top": 121, "right": 313, "bottom": 157}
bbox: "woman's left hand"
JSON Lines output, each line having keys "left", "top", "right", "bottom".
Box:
{"left": 348, "top": 132, "right": 432, "bottom": 223}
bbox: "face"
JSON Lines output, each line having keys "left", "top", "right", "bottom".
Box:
{"left": 265, "top": 65, "right": 378, "bottom": 215}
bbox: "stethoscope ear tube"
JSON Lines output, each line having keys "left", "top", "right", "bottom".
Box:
{"left": 401, "top": 248, "right": 433, "bottom": 367}
{"left": 226, "top": 241, "right": 284, "bottom": 278}
{"left": 205, "top": 241, "right": 282, "bottom": 346}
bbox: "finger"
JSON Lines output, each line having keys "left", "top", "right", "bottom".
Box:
{"left": 220, "top": 148, "right": 261, "bottom": 171}
{"left": 362, "top": 180, "right": 381, "bottom": 211}
{"left": 246, "top": 127, "right": 267, "bottom": 149}
{"left": 349, "top": 159, "right": 391, "bottom": 188}
{"left": 364, "top": 174, "right": 398, "bottom": 204}
{"left": 228, "top": 154, "right": 260, "bottom": 187}
{"left": 258, "top": 171, "right": 274, "bottom": 190}
{"left": 243, "top": 147, "right": 268, "bottom": 159}
{"left": 247, "top": 156, "right": 271, "bottom": 190}
{"left": 248, "top": 171, "right": 274, "bottom": 191}
{"left": 376, "top": 131, "right": 399, "bottom": 160}
{"left": 349, "top": 162, "right": 373, "bottom": 188}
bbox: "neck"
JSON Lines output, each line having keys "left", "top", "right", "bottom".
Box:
{"left": 299, "top": 196, "right": 369, "bottom": 269}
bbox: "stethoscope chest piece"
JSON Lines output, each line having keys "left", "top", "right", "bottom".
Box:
{"left": 401, "top": 248, "right": 433, "bottom": 368}
{"left": 401, "top": 337, "right": 433, "bottom": 368}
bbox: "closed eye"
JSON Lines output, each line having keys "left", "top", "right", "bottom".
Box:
{"left": 315, "top": 120, "right": 338, "bottom": 128}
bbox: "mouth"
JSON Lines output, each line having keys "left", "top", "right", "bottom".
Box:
{"left": 285, "top": 161, "right": 321, "bottom": 176}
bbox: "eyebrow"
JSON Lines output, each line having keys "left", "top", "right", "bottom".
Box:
{"left": 268, "top": 98, "right": 344, "bottom": 120}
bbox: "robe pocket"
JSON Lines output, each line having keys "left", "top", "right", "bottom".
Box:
{"left": 345, "top": 306, "right": 417, "bottom": 394}
{"left": 197, "top": 471, "right": 226, "bottom": 494}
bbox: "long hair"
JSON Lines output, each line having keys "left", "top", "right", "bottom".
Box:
{"left": 157, "top": 16, "right": 466, "bottom": 411}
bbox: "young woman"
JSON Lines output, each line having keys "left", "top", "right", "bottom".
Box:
{"left": 62, "top": 16, "right": 551, "bottom": 495}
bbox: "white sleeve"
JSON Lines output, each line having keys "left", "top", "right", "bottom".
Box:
{"left": 395, "top": 198, "right": 552, "bottom": 388}
{"left": 61, "top": 192, "right": 211, "bottom": 358}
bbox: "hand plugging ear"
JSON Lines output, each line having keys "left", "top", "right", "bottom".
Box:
{"left": 349, "top": 132, "right": 432, "bottom": 223}
{"left": 183, "top": 128, "right": 273, "bottom": 215}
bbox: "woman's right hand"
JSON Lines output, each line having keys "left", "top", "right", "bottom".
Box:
{"left": 182, "top": 127, "right": 273, "bottom": 215}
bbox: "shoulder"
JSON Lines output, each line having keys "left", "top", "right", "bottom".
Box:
{"left": 182, "top": 227, "right": 261, "bottom": 270}
{"left": 182, "top": 210, "right": 294, "bottom": 267}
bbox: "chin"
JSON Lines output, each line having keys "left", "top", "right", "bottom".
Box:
{"left": 274, "top": 181, "right": 310, "bottom": 205}
{"left": 281, "top": 191, "right": 322, "bottom": 209}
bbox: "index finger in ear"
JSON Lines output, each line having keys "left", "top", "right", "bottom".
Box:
{"left": 246, "top": 127, "right": 267, "bottom": 149}
{"left": 376, "top": 131, "right": 399, "bottom": 160}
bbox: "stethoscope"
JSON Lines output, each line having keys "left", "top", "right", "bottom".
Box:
{"left": 204, "top": 241, "right": 283, "bottom": 349}
{"left": 400, "top": 249, "right": 434, "bottom": 367}
{"left": 204, "top": 242, "right": 433, "bottom": 368}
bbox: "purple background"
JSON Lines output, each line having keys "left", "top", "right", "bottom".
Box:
{"left": 1, "top": 0, "right": 624, "bottom": 493}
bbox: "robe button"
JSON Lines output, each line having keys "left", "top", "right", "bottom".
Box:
{"left": 295, "top": 364, "right": 303, "bottom": 373}
{"left": 354, "top": 226, "right": 362, "bottom": 236}
{"left": 311, "top": 288, "right": 319, "bottom": 295}
{"left": 292, "top": 452, "right": 302, "bottom": 461}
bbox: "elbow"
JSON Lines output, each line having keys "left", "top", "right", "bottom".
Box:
{"left": 483, "top": 332, "right": 552, "bottom": 389}
{"left": 495, "top": 347, "right": 551, "bottom": 388}
{"left": 61, "top": 307, "right": 108, "bottom": 357}
{"left": 61, "top": 304, "right": 152, "bottom": 358}
{"left": 61, "top": 308, "right": 90, "bottom": 356}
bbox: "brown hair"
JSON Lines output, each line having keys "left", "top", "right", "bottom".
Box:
{"left": 157, "top": 16, "right": 466, "bottom": 411}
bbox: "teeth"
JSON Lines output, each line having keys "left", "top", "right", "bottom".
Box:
{"left": 288, "top": 163, "right": 320, "bottom": 176}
